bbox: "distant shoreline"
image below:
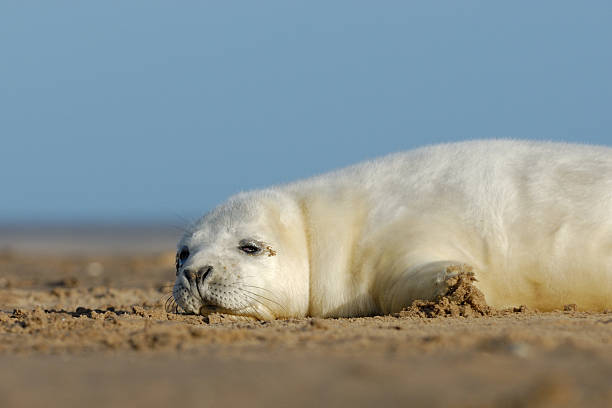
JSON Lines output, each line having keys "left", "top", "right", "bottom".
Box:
{"left": 0, "top": 222, "right": 183, "bottom": 254}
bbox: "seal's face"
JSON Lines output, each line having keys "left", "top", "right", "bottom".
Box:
{"left": 172, "top": 192, "right": 309, "bottom": 320}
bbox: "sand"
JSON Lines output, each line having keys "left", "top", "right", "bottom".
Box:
{"left": 1, "top": 251, "right": 611, "bottom": 407}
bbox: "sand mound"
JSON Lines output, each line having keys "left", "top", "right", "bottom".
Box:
{"left": 397, "top": 265, "right": 494, "bottom": 318}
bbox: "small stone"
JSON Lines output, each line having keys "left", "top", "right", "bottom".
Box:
{"left": 563, "top": 304, "right": 578, "bottom": 312}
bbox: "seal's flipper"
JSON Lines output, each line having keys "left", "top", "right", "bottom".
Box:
{"left": 385, "top": 261, "right": 478, "bottom": 312}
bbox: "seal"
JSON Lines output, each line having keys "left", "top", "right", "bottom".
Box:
{"left": 173, "top": 140, "right": 612, "bottom": 319}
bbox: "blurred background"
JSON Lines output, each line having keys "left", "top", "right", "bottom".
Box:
{"left": 1, "top": 1, "right": 611, "bottom": 253}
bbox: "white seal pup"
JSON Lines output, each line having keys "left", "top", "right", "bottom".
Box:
{"left": 173, "top": 140, "right": 612, "bottom": 319}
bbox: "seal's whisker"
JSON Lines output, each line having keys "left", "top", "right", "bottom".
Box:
{"left": 235, "top": 279, "right": 289, "bottom": 306}
{"left": 235, "top": 297, "right": 258, "bottom": 317}
{"left": 243, "top": 291, "right": 287, "bottom": 314}
{"left": 237, "top": 282, "right": 280, "bottom": 297}
{"left": 164, "top": 295, "right": 175, "bottom": 313}
{"left": 238, "top": 287, "right": 288, "bottom": 313}
{"left": 163, "top": 293, "right": 180, "bottom": 314}
{"left": 239, "top": 286, "right": 287, "bottom": 310}
{"left": 167, "top": 224, "right": 190, "bottom": 233}
{"left": 237, "top": 292, "right": 268, "bottom": 318}
{"left": 173, "top": 212, "right": 196, "bottom": 227}
{"left": 248, "top": 304, "right": 260, "bottom": 319}
{"left": 237, "top": 291, "right": 268, "bottom": 311}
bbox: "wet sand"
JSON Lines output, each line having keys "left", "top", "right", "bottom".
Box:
{"left": 1, "top": 250, "right": 611, "bottom": 407}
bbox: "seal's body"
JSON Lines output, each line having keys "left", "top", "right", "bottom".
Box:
{"left": 173, "top": 140, "right": 612, "bottom": 319}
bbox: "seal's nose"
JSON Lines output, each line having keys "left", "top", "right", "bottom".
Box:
{"left": 183, "top": 268, "right": 197, "bottom": 284}
{"left": 183, "top": 265, "right": 213, "bottom": 285}
{"left": 196, "top": 265, "right": 213, "bottom": 283}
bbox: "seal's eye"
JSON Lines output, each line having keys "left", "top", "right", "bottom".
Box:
{"left": 177, "top": 246, "right": 190, "bottom": 268}
{"left": 238, "top": 240, "right": 262, "bottom": 255}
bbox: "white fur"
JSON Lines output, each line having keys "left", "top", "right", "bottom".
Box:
{"left": 174, "top": 140, "right": 612, "bottom": 318}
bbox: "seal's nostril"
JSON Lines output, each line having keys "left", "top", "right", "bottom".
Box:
{"left": 197, "top": 265, "right": 213, "bottom": 282}
{"left": 184, "top": 268, "right": 197, "bottom": 283}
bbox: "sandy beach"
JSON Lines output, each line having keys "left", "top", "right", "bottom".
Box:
{"left": 0, "top": 230, "right": 611, "bottom": 407}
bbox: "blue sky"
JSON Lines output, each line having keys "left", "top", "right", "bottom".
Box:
{"left": 1, "top": 1, "right": 611, "bottom": 222}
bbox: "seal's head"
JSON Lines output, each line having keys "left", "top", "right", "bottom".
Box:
{"left": 173, "top": 190, "right": 309, "bottom": 319}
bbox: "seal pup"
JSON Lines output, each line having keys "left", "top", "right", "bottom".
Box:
{"left": 173, "top": 140, "right": 612, "bottom": 319}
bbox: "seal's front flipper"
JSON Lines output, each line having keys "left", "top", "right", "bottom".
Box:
{"left": 392, "top": 261, "right": 477, "bottom": 306}
{"left": 383, "top": 260, "right": 473, "bottom": 313}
